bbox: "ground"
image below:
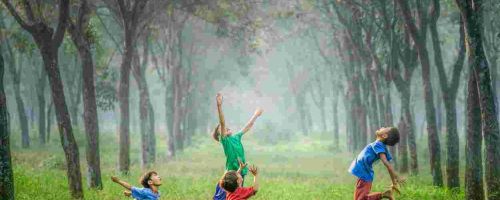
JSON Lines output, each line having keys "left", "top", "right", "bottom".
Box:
{"left": 10, "top": 130, "right": 464, "bottom": 199}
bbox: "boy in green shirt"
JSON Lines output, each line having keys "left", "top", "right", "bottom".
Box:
{"left": 212, "top": 93, "right": 263, "bottom": 200}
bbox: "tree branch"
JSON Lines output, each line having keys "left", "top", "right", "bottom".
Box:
{"left": 52, "top": 0, "right": 70, "bottom": 48}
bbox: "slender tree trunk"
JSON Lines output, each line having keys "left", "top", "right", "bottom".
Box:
{"left": 46, "top": 101, "right": 53, "bottom": 142}
{"left": 37, "top": 69, "right": 47, "bottom": 145}
{"left": 148, "top": 102, "right": 155, "bottom": 163}
{"left": 397, "top": 0, "right": 443, "bottom": 186}
{"left": 465, "top": 68, "right": 484, "bottom": 200}
{"left": 332, "top": 89, "right": 339, "bottom": 150}
{"left": 0, "top": 45, "right": 14, "bottom": 200}
{"left": 40, "top": 43, "right": 83, "bottom": 198}
{"left": 69, "top": 14, "right": 103, "bottom": 188}
{"left": 165, "top": 81, "right": 175, "bottom": 157}
{"left": 456, "top": 0, "right": 500, "bottom": 197}
{"left": 71, "top": 75, "right": 82, "bottom": 128}
{"left": 118, "top": 27, "right": 133, "bottom": 173}
{"left": 7, "top": 52, "right": 30, "bottom": 148}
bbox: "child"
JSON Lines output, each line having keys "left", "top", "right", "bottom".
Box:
{"left": 219, "top": 161, "right": 260, "bottom": 200}
{"left": 348, "top": 127, "right": 404, "bottom": 200}
{"left": 111, "top": 171, "right": 161, "bottom": 200}
{"left": 212, "top": 93, "right": 263, "bottom": 200}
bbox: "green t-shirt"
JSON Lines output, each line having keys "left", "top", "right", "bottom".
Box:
{"left": 220, "top": 131, "right": 247, "bottom": 175}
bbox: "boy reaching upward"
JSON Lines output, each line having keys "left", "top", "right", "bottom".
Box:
{"left": 212, "top": 93, "right": 263, "bottom": 200}
{"left": 348, "top": 127, "right": 405, "bottom": 200}
{"left": 219, "top": 160, "right": 260, "bottom": 200}
{"left": 111, "top": 171, "right": 161, "bottom": 200}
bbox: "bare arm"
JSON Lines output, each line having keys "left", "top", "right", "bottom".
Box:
{"left": 240, "top": 108, "right": 263, "bottom": 134}
{"left": 111, "top": 176, "right": 132, "bottom": 190}
{"left": 216, "top": 93, "right": 226, "bottom": 136}
{"left": 249, "top": 165, "right": 259, "bottom": 192}
{"left": 380, "top": 153, "right": 403, "bottom": 192}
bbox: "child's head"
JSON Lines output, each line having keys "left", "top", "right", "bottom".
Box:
{"left": 140, "top": 171, "right": 161, "bottom": 188}
{"left": 219, "top": 171, "right": 243, "bottom": 193}
{"left": 376, "top": 127, "right": 399, "bottom": 146}
{"left": 212, "top": 124, "right": 233, "bottom": 142}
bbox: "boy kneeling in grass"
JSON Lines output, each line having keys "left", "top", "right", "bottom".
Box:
{"left": 220, "top": 160, "right": 260, "bottom": 200}
{"left": 111, "top": 171, "right": 161, "bottom": 200}
{"left": 348, "top": 127, "right": 405, "bottom": 200}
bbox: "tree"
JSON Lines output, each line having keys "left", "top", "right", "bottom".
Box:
{"left": 67, "top": 0, "right": 102, "bottom": 189}
{"left": 465, "top": 62, "right": 484, "bottom": 200}
{"left": 429, "top": 0, "right": 466, "bottom": 188}
{"left": 3, "top": 38, "right": 29, "bottom": 148}
{"left": 0, "top": 40, "right": 14, "bottom": 200}
{"left": 105, "top": 0, "right": 151, "bottom": 173}
{"left": 456, "top": 0, "right": 500, "bottom": 197}
{"left": 396, "top": 0, "right": 443, "bottom": 186}
{"left": 1, "top": 0, "right": 83, "bottom": 197}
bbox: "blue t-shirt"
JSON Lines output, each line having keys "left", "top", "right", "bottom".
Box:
{"left": 348, "top": 140, "right": 392, "bottom": 182}
{"left": 131, "top": 187, "right": 160, "bottom": 200}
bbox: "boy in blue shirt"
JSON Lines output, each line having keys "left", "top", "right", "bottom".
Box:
{"left": 111, "top": 171, "right": 161, "bottom": 200}
{"left": 348, "top": 127, "right": 404, "bottom": 200}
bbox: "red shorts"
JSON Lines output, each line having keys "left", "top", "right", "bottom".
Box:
{"left": 354, "top": 179, "right": 382, "bottom": 200}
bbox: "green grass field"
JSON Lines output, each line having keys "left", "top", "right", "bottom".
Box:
{"left": 9, "top": 129, "right": 464, "bottom": 199}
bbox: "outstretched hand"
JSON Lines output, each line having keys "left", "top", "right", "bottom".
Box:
{"left": 111, "top": 176, "right": 119, "bottom": 183}
{"left": 216, "top": 93, "right": 223, "bottom": 105}
{"left": 390, "top": 177, "right": 405, "bottom": 194}
{"left": 238, "top": 158, "right": 248, "bottom": 172}
{"left": 249, "top": 165, "right": 258, "bottom": 176}
{"left": 254, "top": 108, "right": 263, "bottom": 117}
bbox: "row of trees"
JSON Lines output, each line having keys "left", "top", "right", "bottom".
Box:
{"left": 294, "top": 0, "right": 499, "bottom": 199}
{"left": 0, "top": 0, "right": 265, "bottom": 199}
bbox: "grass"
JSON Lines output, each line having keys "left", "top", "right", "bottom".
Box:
{"left": 9, "top": 129, "right": 464, "bottom": 199}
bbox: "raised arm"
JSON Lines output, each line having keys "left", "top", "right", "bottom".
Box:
{"left": 240, "top": 108, "right": 263, "bottom": 134}
{"left": 249, "top": 165, "right": 259, "bottom": 192}
{"left": 111, "top": 176, "right": 132, "bottom": 190}
{"left": 380, "top": 153, "right": 404, "bottom": 193}
{"left": 216, "top": 93, "right": 226, "bottom": 136}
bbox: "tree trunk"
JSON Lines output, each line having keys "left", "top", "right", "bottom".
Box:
{"left": 332, "top": 89, "right": 339, "bottom": 150}
{"left": 132, "top": 47, "right": 154, "bottom": 167}
{"left": 71, "top": 75, "right": 82, "bottom": 128}
{"left": 118, "top": 27, "right": 133, "bottom": 173}
{"left": 37, "top": 69, "right": 47, "bottom": 145}
{"left": 465, "top": 67, "right": 484, "bottom": 200}
{"left": 396, "top": 0, "right": 443, "bottom": 186}
{"left": 69, "top": 15, "right": 103, "bottom": 188}
{"left": 0, "top": 44, "right": 15, "bottom": 200}
{"left": 148, "top": 102, "right": 156, "bottom": 163}
{"left": 40, "top": 45, "right": 83, "bottom": 198}
{"left": 7, "top": 52, "right": 30, "bottom": 148}
{"left": 456, "top": 0, "right": 500, "bottom": 197}
{"left": 46, "top": 101, "right": 53, "bottom": 142}
{"left": 429, "top": 5, "right": 465, "bottom": 188}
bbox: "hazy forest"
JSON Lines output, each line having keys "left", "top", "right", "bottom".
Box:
{"left": 0, "top": 0, "right": 499, "bottom": 199}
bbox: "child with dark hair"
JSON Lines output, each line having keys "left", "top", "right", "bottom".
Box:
{"left": 212, "top": 93, "right": 263, "bottom": 200}
{"left": 349, "top": 127, "right": 405, "bottom": 200}
{"left": 219, "top": 160, "right": 260, "bottom": 200}
{"left": 111, "top": 171, "right": 161, "bottom": 200}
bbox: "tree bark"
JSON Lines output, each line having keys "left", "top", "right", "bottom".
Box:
{"left": 5, "top": 46, "right": 30, "bottom": 148}
{"left": 0, "top": 43, "right": 14, "bottom": 200}
{"left": 429, "top": 2, "right": 465, "bottom": 188}
{"left": 456, "top": 0, "right": 500, "bottom": 197}
{"left": 465, "top": 66, "right": 484, "bottom": 200}
{"left": 37, "top": 68, "right": 47, "bottom": 145}
{"left": 396, "top": 0, "right": 443, "bottom": 186}
{"left": 68, "top": 2, "right": 102, "bottom": 187}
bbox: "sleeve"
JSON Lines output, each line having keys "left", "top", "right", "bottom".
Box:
{"left": 372, "top": 142, "right": 391, "bottom": 161}
{"left": 131, "top": 187, "right": 146, "bottom": 199}
{"left": 239, "top": 187, "right": 256, "bottom": 198}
